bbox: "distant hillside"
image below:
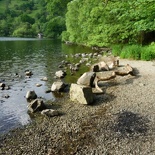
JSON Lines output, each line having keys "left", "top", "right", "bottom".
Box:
{"left": 0, "top": 0, "right": 70, "bottom": 38}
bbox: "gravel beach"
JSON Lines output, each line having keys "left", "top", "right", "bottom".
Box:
{"left": 0, "top": 59, "right": 155, "bottom": 155}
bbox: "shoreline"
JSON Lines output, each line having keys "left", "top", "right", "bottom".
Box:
{"left": 0, "top": 59, "right": 155, "bottom": 154}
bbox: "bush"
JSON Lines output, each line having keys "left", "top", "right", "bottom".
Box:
{"left": 111, "top": 45, "right": 123, "bottom": 56}
{"left": 112, "top": 43, "right": 155, "bottom": 61}
{"left": 141, "top": 43, "right": 155, "bottom": 61}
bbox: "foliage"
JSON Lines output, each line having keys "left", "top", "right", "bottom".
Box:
{"left": 0, "top": 0, "right": 70, "bottom": 38}
{"left": 45, "top": 0, "right": 72, "bottom": 38}
{"left": 120, "top": 45, "right": 142, "bottom": 60}
{"left": 141, "top": 43, "right": 155, "bottom": 60}
{"left": 63, "top": 0, "right": 155, "bottom": 46}
{"left": 12, "top": 23, "right": 35, "bottom": 37}
{"left": 43, "top": 16, "right": 66, "bottom": 38}
{"left": 111, "top": 43, "right": 155, "bottom": 61}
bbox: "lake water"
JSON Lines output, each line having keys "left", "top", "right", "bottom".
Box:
{"left": 0, "top": 37, "right": 94, "bottom": 135}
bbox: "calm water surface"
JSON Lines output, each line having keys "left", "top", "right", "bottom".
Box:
{"left": 0, "top": 37, "right": 93, "bottom": 134}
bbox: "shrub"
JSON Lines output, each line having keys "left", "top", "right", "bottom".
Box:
{"left": 141, "top": 43, "right": 155, "bottom": 60}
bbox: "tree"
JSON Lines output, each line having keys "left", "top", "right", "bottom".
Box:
{"left": 63, "top": 0, "right": 155, "bottom": 46}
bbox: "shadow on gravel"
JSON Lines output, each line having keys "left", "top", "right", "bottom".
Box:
{"left": 93, "top": 93, "right": 117, "bottom": 106}
{"left": 112, "top": 111, "right": 149, "bottom": 138}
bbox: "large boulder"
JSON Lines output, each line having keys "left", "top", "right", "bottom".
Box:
{"left": 70, "top": 83, "right": 94, "bottom": 105}
{"left": 26, "top": 90, "right": 37, "bottom": 101}
{"left": 55, "top": 70, "right": 66, "bottom": 78}
{"left": 115, "top": 64, "right": 133, "bottom": 76}
{"left": 98, "top": 61, "right": 109, "bottom": 71}
{"left": 51, "top": 81, "right": 66, "bottom": 92}
{"left": 99, "top": 55, "right": 119, "bottom": 69}
{"left": 77, "top": 72, "right": 96, "bottom": 87}
{"left": 27, "top": 99, "right": 46, "bottom": 113}
{"left": 94, "top": 71, "right": 116, "bottom": 92}
{"left": 91, "top": 61, "right": 109, "bottom": 72}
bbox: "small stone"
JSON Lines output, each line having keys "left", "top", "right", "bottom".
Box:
{"left": 36, "top": 83, "right": 42, "bottom": 87}
{"left": 41, "top": 109, "right": 59, "bottom": 117}
{"left": 40, "top": 77, "right": 48, "bottom": 81}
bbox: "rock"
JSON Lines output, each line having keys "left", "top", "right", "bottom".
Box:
{"left": 40, "top": 77, "right": 48, "bottom": 81}
{"left": 68, "top": 64, "right": 79, "bottom": 72}
{"left": 4, "top": 86, "right": 10, "bottom": 90}
{"left": 26, "top": 90, "right": 37, "bottom": 100}
{"left": 94, "top": 71, "right": 116, "bottom": 92}
{"left": 55, "top": 70, "right": 67, "bottom": 78}
{"left": 91, "top": 61, "right": 109, "bottom": 72}
{"left": 36, "top": 83, "right": 42, "bottom": 87}
{"left": 77, "top": 72, "right": 96, "bottom": 87}
{"left": 27, "top": 99, "right": 46, "bottom": 113}
{"left": 2, "top": 94, "right": 10, "bottom": 98}
{"left": 95, "top": 71, "right": 116, "bottom": 81}
{"left": 51, "top": 81, "right": 66, "bottom": 92}
{"left": 98, "top": 61, "right": 109, "bottom": 71}
{"left": 70, "top": 83, "right": 94, "bottom": 104}
{"left": 45, "top": 89, "right": 51, "bottom": 93}
{"left": 99, "top": 55, "right": 119, "bottom": 69}
{"left": 91, "top": 64, "right": 99, "bottom": 72}
{"left": 115, "top": 64, "right": 133, "bottom": 76}
{"left": 25, "top": 70, "right": 33, "bottom": 76}
{"left": 41, "top": 109, "right": 59, "bottom": 117}
{"left": 0, "top": 82, "right": 5, "bottom": 88}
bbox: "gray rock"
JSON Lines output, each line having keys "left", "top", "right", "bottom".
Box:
{"left": 91, "top": 61, "right": 109, "bottom": 72}
{"left": 25, "top": 70, "right": 33, "bottom": 76}
{"left": 40, "top": 77, "right": 48, "bottom": 81}
{"left": 41, "top": 109, "right": 59, "bottom": 117}
{"left": 94, "top": 71, "right": 116, "bottom": 92}
{"left": 36, "top": 83, "right": 42, "bottom": 87}
{"left": 0, "top": 82, "right": 5, "bottom": 88}
{"left": 55, "top": 70, "right": 67, "bottom": 78}
{"left": 70, "top": 83, "right": 94, "bottom": 104}
{"left": 26, "top": 90, "right": 37, "bottom": 100}
{"left": 27, "top": 99, "right": 46, "bottom": 113}
{"left": 115, "top": 64, "right": 133, "bottom": 76}
{"left": 77, "top": 72, "right": 96, "bottom": 87}
{"left": 98, "top": 61, "right": 109, "bottom": 71}
{"left": 51, "top": 81, "right": 66, "bottom": 92}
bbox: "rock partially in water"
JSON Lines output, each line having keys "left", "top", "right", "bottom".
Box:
{"left": 25, "top": 70, "right": 33, "bottom": 77}
{"left": 40, "top": 77, "right": 48, "bottom": 81}
{"left": 0, "top": 82, "right": 5, "bottom": 88}
{"left": 26, "top": 90, "right": 37, "bottom": 101}
{"left": 55, "top": 70, "right": 67, "bottom": 79}
{"left": 51, "top": 81, "right": 66, "bottom": 92}
{"left": 35, "top": 83, "right": 42, "bottom": 87}
{"left": 27, "top": 99, "right": 46, "bottom": 113}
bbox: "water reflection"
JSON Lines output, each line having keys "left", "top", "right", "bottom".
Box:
{"left": 0, "top": 37, "right": 94, "bottom": 134}
{"left": 0, "top": 38, "right": 63, "bottom": 134}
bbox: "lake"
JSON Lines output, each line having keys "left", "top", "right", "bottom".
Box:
{"left": 0, "top": 37, "right": 94, "bottom": 135}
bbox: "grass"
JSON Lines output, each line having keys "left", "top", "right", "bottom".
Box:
{"left": 112, "top": 43, "right": 155, "bottom": 61}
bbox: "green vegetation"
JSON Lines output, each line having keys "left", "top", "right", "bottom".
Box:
{"left": 63, "top": 0, "right": 155, "bottom": 46}
{"left": 62, "top": 0, "right": 155, "bottom": 60}
{"left": 0, "top": 0, "right": 71, "bottom": 38}
{"left": 112, "top": 43, "right": 155, "bottom": 61}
